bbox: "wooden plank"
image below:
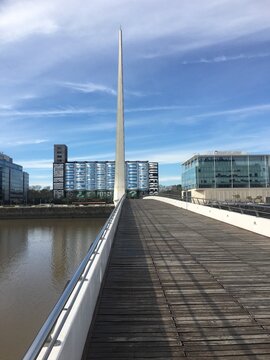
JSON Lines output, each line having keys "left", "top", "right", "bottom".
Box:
{"left": 82, "top": 199, "right": 270, "bottom": 359}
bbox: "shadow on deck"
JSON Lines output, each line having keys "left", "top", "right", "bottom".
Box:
{"left": 82, "top": 199, "right": 270, "bottom": 359}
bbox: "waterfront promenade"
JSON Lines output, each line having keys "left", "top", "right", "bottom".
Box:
{"left": 83, "top": 199, "right": 270, "bottom": 359}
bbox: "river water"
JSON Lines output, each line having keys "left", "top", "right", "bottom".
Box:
{"left": 0, "top": 217, "right": 106, "bottom": 360}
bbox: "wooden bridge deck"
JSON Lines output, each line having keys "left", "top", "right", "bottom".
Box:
{"left": 83, "top": 199, "right": 270, "bottom": 359}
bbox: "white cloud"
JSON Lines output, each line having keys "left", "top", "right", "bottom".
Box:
{"left": 187, "top": 103, "right": 270, "bottom": 121}
{"left": 0, "top": 107, "right": 112, "bottom": 117}
{"left": 0, "top": 103, "right": 13, "bottom": 110}
{"left": 0, "top": 104, "right": 191, "bottom": 118}
{"left": 125, "top": 146, "right": 195, "bottom": 164}
{"left": 21, "top": 151, "right": 115, "bottom": 170}
{"left": 0, "top": 1, "right": 58, "bottom": 44}
{"left": 20, "top": 159, "right": 52, "bottom": 169}
{"left": 125, "top": 105, "right": 190, "bottom": 113}
{"left": 0, "top": 0, "right": 269, "bottom": 116}
{"left": 18, "top": 93, "right": 38, "bottom": 100}
{"left": 6, "top": 139, "right": 48, "bottom": 146}
{"left": 124, "top": 125, "right": 270, "bottom": 165}
{"left": 0, "top": 0, "right": 269, "bottom": 52}
{"left": 60, "top": 81, "right": 153, "bottom": 98}
{"left": 135, "top": 0, "right": 270, "bottom": 58}
{"left": 182, "top": 53, "right": 270, "bottom": 65}
{"left": 61, "top": 81, "right": 117, "bottom": 96}
{"left": 127, "top": 103, "right": 270, "bottom": 128}
{"left": 0, "top": 91, "right": 40, "bottom": 113}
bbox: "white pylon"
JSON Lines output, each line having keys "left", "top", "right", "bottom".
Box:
{"left": 113, "top": 28, "right": 126, "bottom": 205}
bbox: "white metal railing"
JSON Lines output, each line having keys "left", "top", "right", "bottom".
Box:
{"left": 157, "top": 193, "right": 270, "bottom": 219}
{"left": 188, "top": 197, "right": 270, "bottom": 219}
{"left": 23, "top": 195, "right": 125, "bottom": 360}
{"left": 145, "top": 195, "right": 270, "bottom": 238}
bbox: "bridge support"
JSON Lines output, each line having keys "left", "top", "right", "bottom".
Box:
{"left": 113, "top": 29, "right": 126, "bottom": 205}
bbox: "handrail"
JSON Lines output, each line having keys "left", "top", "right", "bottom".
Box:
{"left": 156, "top": 194, "right": 270, "bottom": 219}
{"left": 23, "top": 195, "right": 125, "bottom": 360}
{"left": 186, "top": 197, "right": 270, "bottom": 219}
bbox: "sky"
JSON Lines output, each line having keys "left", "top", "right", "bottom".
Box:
{"left": 0, "top": 0, "right": 270, "bottom": 187}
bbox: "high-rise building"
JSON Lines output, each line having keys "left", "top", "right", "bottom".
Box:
{"left": 0, "top": 153, "right": 29, "bottom": 204}
{"left": 53, "top": 144, "right": 67, "bottom": 199}
{"left": 53, "top": 145, "right": 159, "bottom": 199}
{"left": 182, "top": 152, "right": 270, "bottom": 202}
{"left": 54, "top": 144, "right": 68, "bottom": 164}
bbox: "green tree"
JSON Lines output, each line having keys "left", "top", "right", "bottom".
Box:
{"left": 28, "top": 187, "right": 53, "bottom": 204}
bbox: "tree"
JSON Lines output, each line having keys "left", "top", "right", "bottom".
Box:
{"left": 28, "top": 187, "right": 53, "bottom": 204}
{"left": 255, "top": 195, "right": 263, "bottom": 203}
{"left": 232, "top": 194, "right": 240, "bottom": 202}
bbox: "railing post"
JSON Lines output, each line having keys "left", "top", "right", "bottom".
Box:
{"left": 22, "top": 195, "right": 125, "bottom": 360}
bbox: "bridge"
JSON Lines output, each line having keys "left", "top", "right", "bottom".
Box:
{"left": 24, "top": 197, "right": 270, "bottom": 360}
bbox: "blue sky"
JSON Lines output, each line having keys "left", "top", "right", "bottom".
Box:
{"left": 0, "top": 0, "right": 270, "bottom": 187}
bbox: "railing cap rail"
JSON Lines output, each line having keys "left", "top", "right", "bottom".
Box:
{"left": 23, "top": 195, "right": 125, "bottom": 360}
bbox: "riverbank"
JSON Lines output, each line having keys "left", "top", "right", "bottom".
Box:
{"left": 0, "top": 205, "right": 113, "bottom": 219}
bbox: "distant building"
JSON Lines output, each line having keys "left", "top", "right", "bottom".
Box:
{"left": 23, "top": 172, "right": 29, "bottom": 203}
{"left": 54, "top": 144, "right": 68, "bottom": 164}
{"left": 53, "top": 145, "right": 159, "bottom": 199}
{"left": 182, "top": 152, "right": 270, "bottom": 202}
{"left": 0, "top": 153, "right": 29, "bottom": 204}
{"left": 53, "top": 145, "right": 67, "bottom": 199}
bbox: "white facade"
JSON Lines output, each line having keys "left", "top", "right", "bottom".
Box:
{"left": 185, "top": 187, "right": 270, "bottom": 203}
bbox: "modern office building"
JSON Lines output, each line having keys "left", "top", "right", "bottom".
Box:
{"left": 23, "top": 172, "right": 29, "bottom": 203}
{"left": 53, "top": 145, "right": 159, "bottom": 199}
{"left": 0, "top": 153, "right": 29, "bottom": 204}
{"left": 182, "top": 152, "right": 270, "bottom": 202}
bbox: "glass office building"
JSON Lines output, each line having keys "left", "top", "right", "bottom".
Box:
{"left": 0, "top": 153, "right": 29, "bottom": 204}
{"left": 182, "top": 153, "right": 270, "bottom": 189}
{"left": 182, "top": 152, "right": 270, "bottom": 202}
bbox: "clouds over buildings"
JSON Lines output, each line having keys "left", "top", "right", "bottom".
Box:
{"left": 0, "top": 0, "right": 269, "bottom": 186}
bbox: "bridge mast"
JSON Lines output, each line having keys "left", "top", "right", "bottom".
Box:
{"left": 113, "top": 28, "right": 125, "bottom": 204}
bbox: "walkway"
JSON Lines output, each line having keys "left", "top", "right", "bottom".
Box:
{"left": 83, "top": 199, "right": 270, "bottom": 359}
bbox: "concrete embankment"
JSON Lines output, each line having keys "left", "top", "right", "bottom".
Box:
{"left": 0, "top": 205, "right": 113, "bottom": 219}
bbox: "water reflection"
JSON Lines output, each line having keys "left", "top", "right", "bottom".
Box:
{"left": 0, "top": 217, "right": 106, "bottom": 360}
{"left": 51, "top": 221, "right": 102, "bottom": 288}
{"left": 0, "top": 222, "right": 28, "bottom": 276}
